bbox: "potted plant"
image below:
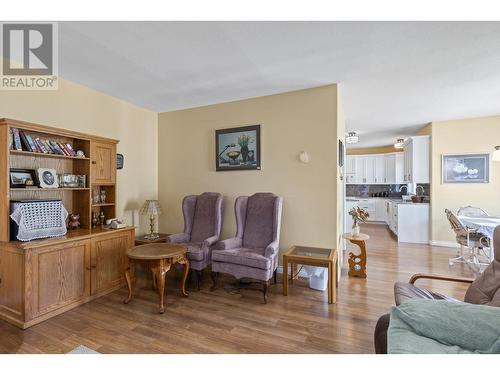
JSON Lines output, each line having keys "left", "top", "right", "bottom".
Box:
{"left": 348, "top": 207, "right": 369, "bottom": 237}
{"left": 238, "top": 134, "right": 254, "bottom": 163}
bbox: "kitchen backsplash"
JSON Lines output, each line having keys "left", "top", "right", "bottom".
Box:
{"left": 346, "top": 184, "right": 430, "bottom": 198}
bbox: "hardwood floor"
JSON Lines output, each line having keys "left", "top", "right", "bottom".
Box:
{"left": 0, "top": 224, "right": 474, "bottom": 354}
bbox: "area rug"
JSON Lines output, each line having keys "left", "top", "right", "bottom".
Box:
{"left": 67, "top": 345, "right": 99, "bottom": 354}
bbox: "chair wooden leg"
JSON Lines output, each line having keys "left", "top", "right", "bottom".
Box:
{"left": 196, "top": 270, "right": 203, "bottom": 291}
{"left": 210, "top": 272, "right": 219, "bottom": 291}
{"left": 263, "top": 280, "right": 270, "bottom": 304}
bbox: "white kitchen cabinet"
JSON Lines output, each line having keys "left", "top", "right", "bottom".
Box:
{"left": 384, "top": 154, "right": 396, "bottom": 184}
{"left": 396, "top": 204, "right": 429, "bottom": 243}
{"left": 375, "top": 198, "right": 387, "bottom": 223}
{"left": 395, "top": 152, "right": 404, "bottom": 184}
{"left": 374, "top": 155, "right": 386, "bottom": 184}
{"left": 357, "top": 198, "right": 376, "bottom": 221}
{"left": 403, "top": 136, "right": 430, "bottom": 183}
{"left": 357, "top": 157, "right": 375, "bottom": 184}
{"left": 345, "top": 155, "right": 356, "bottom": 174}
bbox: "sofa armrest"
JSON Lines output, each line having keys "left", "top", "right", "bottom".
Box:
{"left": 203, "top": 235, "right": 219, "bottom": 248}
{"left": 264, "top": 241, "right": 279, "bottom": 258}
{"left": 409, "top": 273, "right": 475, "bottom": 285}
{"left": 166, "top": 232, "right": 190, "bottom": 243}
{"left": 215, "top": 237, "right": 242, "bottom": 250}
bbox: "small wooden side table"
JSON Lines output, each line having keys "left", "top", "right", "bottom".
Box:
{"left": 135, "top": 233, "right": 170, "bottom": 245}
{"left": 283, "top": 246, "right": 338, "bottom": 304}
{"left": 343, "top": 233, "right": 370, "bottom": 278}
{"left": 124, "top": 243, "right": 189, "bottom": 313}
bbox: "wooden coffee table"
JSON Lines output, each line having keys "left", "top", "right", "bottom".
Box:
{"left": 124, "top": 243, "right": 190, "bottom": 313}
{"left": 283, "top": 246, "right": 338, "bottom": 304}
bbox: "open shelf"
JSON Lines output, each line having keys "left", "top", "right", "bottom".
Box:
{"left": 10, "top": 149, "right": 90, "bottom": 161}
{"left": 92, "top": 203, "right": 115, "bottom": 207}
{"left": 10, "top": 187, "right": 90, "bottom": 191}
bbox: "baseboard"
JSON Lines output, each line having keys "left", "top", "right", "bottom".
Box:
{"left": 429, "top": 240, "right": 460, "bottom": 249}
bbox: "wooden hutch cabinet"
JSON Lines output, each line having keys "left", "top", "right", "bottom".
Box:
{"left": 0, "top": 118, "right": 134, "bottom": 329}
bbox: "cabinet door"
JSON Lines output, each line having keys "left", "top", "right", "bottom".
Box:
{"left": 364, "top": 157, "right": 376, "bottom": 184}
{"left": 406, "top": 140, "right": 414, "bottom": 182}
{"left": 90, "top": 230, "right": 133, "bottom": 295}
{"left": 374, "top": 155, "right": 385, "bottom": 184}
{"left": 354, "top": 157, "right": 364, "bottom": 183}
{"left": 25, "top": 240, "right": 91, "bottom": 319}
{"left": 395, "top": 153, "right": 404, "bottom": 184}
{"left": 384, "top": 154, "right": 396, "bottom": 184}
{"left": 376, "top": 199, "right": 387, "bottom": 222}
{"left": 91, "top": 141, "right": 116, "bottom": 185}
{"left": 345, "top": 155, "right": 356, "bottom": 174}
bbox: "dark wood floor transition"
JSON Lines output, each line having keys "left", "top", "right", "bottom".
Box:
{"left": 0, "top": 224, "right": 473, "bottom": 353}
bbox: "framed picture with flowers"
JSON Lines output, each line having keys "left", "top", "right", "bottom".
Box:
{"left": 215, "top": 125, "right": 261, "bottom": 171}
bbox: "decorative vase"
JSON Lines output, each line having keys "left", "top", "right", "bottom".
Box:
{"left": 351, "top": 222, "right": 360, "bottom": 237}
{"left": 240, "top": 145, "right": 249, "bottom": 163}
{"left": 100, "top": 190, "right": 106, "bottom": 203}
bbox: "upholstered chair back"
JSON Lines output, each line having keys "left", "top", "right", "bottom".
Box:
{"left": 234, "top": 192, "right": 282, "bottom": 249}
{"left": 465, "top": 226, "right": 500, "bottom": 306}
{"left": 182, "top": 192, "right": 223, "bottom": 243}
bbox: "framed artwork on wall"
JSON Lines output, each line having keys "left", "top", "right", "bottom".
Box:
{"left": 215, "top": 125, "right": 261, "bottom": 171}
{"left": 442, "top": 153, "right": 490, "bottom": 183}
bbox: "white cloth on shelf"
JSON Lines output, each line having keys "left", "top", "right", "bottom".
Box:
{"left": 10, "top": 200, "right": 68, "bottom": 241}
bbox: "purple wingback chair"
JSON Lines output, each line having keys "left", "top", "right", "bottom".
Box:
{"left": 211, "top": 192, "right": 283, "bottom": 303}
{"left": 166, "top": 192, "right": 223, "bottom": 289}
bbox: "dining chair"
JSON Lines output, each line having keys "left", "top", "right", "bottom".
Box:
{"left": 457, "top": 205, "right": 489, "bottom": 218}
{"left": 457, "top": 206, "right": 492, "bottom": 267}
{"left": 445, "top": 209, "right": 490, "bottom": 270}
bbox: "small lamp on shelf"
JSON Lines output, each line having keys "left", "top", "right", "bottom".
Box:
{"left": 140, "top": 200, "right": 162, "bottom": 240}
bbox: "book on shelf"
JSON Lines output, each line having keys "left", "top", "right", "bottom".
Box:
{"left": 58, "top": 142, "right": 70, "bottom": 156}
{"left": 65, "top": 143, "right": 76, "bottom": 156}
{"left": 49, "top": 140, "right": 65, "bottom": 155}
{"left": 12, "top": 128, "right": 23, "bottom": 151}
{"left": 42, "top": 139, "right": 54, "bottom": 154}
{"left": 19, "top": 130, "right": 32, "bottom": 151}
{"left": 35, "top": 137, "right": 49, "bottom": 153}
{"left": 25, "top": 134, "right": 39, "bottom": 153}
{"left": 9, "top": 128, "right": 14, "bottom": 150}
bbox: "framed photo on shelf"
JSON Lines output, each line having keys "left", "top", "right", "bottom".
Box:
{"left": 215, "top": 125, "right": 261, "bottom": 171}
{"left": 37, "top": 168, "right": 59, "bottom": 188}
{"left": 9, "top": 168, "right": 38, "bottom": 188}
{"left": 442, "top": 153, "right": 490, "bottom": 183}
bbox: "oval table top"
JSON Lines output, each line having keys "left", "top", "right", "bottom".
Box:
{"left": 126, "top": 243, "right": 187, "bottom": 260}
{"left": 342, "top": 233, "right": 370, "bottom": 241}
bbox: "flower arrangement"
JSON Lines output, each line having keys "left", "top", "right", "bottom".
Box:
{"left": 349, "top": 207, "right": 369, "bottom": 236}
{"left": 349, "top": 206, "right": 370, "bottom": 225}
{"left": 237, "top": 134, "right": 254, "bottom": 148}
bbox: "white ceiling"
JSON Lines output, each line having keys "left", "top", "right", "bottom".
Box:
{"left": 59, "top": 21, "right": 500, "bottom": 148}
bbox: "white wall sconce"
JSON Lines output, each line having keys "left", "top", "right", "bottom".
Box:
{"left": 299, "top": 151, "right": 310, "bottom": 163}
{"left": 493, "top": 146, "right": 500, "bottom": 162}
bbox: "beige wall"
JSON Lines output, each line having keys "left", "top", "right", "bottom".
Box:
{"left": 158, "top": 85, "right": 342, "bottom": 253}
{"left": 0, "top": 77, "right": 158, "bottom": 234}
{"left": 430, "top": 116, "right": 500, "bottom": 242}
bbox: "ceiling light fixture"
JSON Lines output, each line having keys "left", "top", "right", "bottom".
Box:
{"left": 493, "top": 146, "right": 500, "bottom": 162}
{"left": 345, "top": 132, "right": 359, "bottom": 144}
{"left": 394, "top": 139, "right": 405, "bottom": 149}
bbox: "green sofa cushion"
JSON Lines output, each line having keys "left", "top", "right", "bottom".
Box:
{"left": 388, "top": 300, "right": 500, "bottom": 354}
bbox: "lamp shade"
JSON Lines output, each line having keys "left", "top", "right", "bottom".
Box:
{"left": 140, "top": 200, "right": 162, "bottom": 215}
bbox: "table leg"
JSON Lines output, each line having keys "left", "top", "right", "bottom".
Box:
{"left": 179, "top": 257, "right": 190, "bottom": 297}
{"left": 291, "top": 263, "right": 298, "bottom": 283}
{"left": 152, "top": 269, "right": 157, "bottom": 290}
{"left": 124, "top": 265, "right": 133, "bottom": 304}
{"left": 283, "top": 256, "right": 288, "bottom": 296}
{"left": 156, "top": 266, "right": 167, "bottom": 314}
{"left": 328, "top": 262, "right": 333, "bottom": 304}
